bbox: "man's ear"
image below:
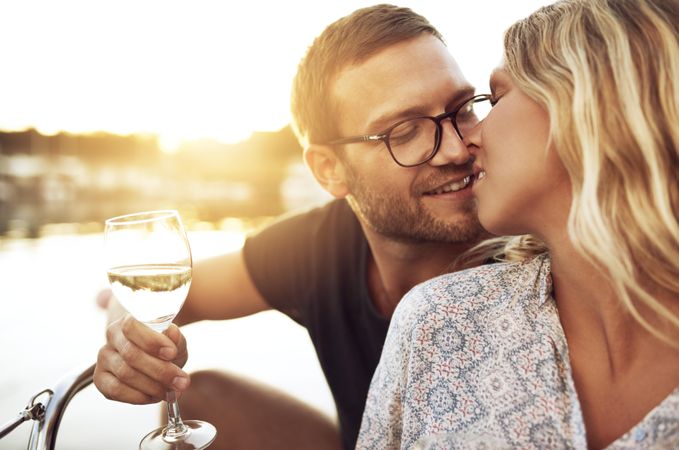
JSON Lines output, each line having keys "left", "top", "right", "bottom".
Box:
{"left": 304, "top": 145, "right": 349, "bottom": 198}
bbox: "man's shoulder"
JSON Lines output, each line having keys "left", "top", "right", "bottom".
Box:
{"left": 245, "top": 198, "right": 360, "bottom": 246}
{"left": 305, "top": 198, "right": 357, "bottom": 227}
{"left": 263, "top": 198, "right": 357, "bottom": 233}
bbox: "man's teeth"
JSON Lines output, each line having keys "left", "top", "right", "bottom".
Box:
{"left": 478, "top": 170, "right": 486, "bottom": 180}
{"left": 429, "top": 176, "right": 471, "bottom": 195}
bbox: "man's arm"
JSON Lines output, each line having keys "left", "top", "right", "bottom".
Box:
{"left": 175, "top": 248, "right": 271, "bottom": 325}
{"left": 94, "top": 247, "right": 271, "bottom": 404}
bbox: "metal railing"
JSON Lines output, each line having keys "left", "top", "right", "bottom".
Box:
{"left": 1, "top": 364, "right": 95, "bottom": 450}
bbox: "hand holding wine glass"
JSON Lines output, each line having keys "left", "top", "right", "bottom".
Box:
{"left": 103, "top": 210, "right": 216, "bottom": 450}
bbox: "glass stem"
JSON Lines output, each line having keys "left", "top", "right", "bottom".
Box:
{"left": 164, "top": 391, "right": 189, "bottom": 440}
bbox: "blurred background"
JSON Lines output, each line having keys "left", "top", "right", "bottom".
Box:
{"left": 0, "top": 1, "right": 551, "bottom": 448}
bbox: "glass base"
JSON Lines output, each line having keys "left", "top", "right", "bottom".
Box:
{"left": 139, "top": 420, "right": 217, "bottom": 450}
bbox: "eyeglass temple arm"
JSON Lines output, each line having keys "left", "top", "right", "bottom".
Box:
{"left": 327, "top": 134, "right": 383, "bottom": 145}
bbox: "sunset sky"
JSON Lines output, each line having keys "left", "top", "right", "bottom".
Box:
{"left": 0, "top": 0, "right": 552, "bottom": 151}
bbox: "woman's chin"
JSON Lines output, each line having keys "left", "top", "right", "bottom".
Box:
{"left": 478, "top": 211, "right": 524, "bottom": 238}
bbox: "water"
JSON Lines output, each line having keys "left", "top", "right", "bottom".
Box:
{"left": 0, "top": 230, "right": 335, "bottom": 450}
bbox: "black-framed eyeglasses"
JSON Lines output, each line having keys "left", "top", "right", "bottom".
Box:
{"left": 323, "top": 94, "right": 493, "bottom": 167}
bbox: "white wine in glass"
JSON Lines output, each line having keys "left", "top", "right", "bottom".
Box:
{"left": 105, "top": 210, "right": 217, "bottom": 450}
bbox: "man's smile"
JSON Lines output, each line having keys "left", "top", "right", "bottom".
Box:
{"left": 422, "top": 175, "right": 473, "bottom": 196}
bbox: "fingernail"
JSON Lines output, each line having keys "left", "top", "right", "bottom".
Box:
{"left": 159, "top": 347, "right": 175, "bottom": 360}
{"left": 172, "top": 376, "right": 189, "bottom": 391}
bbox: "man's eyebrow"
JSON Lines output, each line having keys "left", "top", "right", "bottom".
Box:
{"left": 367, "top": 106, "right": 430, "bottom": 133}
{"left": 367, "top": 86, "right": 476, "bottom": 133}
{"left": 446, "top": 86, "right": 476, "bottom": 110}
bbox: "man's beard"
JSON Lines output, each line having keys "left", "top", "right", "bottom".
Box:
{"left": 344, "top": 165, "right": 484, "bottom": 244}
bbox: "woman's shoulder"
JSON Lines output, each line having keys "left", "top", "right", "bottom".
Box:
{"left": 392, "top": 253, "right": 551, "bottom": 329}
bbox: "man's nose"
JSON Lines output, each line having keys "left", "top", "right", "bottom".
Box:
{"left": 462, "top": 120, "right": 483, "bottom": 157}
{"left": 427, "top": 120, "right": 473, "bottom": 166}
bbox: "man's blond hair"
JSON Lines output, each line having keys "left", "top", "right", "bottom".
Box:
{"left": 290, "top": 4, "right": 443, "bottom": 150}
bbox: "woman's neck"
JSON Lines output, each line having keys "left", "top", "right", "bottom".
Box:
{"left": 546, "top": 232, "right": 679, "bottom": 449}
{"left": 548, "top": 232, "right": 679, "bottom": 373}
{"left": 550, "top": 242, "right": 636, "bottom": 372}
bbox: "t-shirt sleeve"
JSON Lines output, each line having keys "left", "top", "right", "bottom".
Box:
{"left": 242, "top": 203, "right": 332, "bottom": 325}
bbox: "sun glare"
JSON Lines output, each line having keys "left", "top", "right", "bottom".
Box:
{"left": 0, "top": 1, "right": 552, "bottom": 144}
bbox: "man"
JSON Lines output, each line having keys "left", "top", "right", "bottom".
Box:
{"left": 94, "top": 4, "right": 489, "bottom": 449}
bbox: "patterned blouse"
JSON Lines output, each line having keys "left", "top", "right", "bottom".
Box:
{"left": 357, "top": 254, "right": 679, "bottom": 449}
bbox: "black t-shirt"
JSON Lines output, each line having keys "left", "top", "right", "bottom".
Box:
{"left": 242, "top": 199, "right": 390, "bottom": 450}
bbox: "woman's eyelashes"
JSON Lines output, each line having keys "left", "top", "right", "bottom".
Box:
{"left": 489, "top": 85, "right": 506, "bottom": 106}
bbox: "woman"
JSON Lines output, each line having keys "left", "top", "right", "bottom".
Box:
{"left": 356, "top": 0, "right": 679, "bottom": 449}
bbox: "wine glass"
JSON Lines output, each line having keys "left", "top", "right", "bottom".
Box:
{"left": 104, "top": 210, "right": 217, "bottom": 450}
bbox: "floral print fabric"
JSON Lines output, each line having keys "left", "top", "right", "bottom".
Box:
{"left": 357, "top": 254, "right": 679, "bottom": 449}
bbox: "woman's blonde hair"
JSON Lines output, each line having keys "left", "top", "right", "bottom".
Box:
{"left": 489, "top": 0, "right": 679, "bottom": 342}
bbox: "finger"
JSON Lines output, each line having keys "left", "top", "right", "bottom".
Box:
{"left": 119, "top": 315, "right": 178, "bottom": 360}
{"left": 163, "top": 324, "right": 188, "bottom": 367}
{"left": 94, "top": 369, "right": 161, "bottom": 405}
{"left": 98, "top": 345, "right": 168, "bottom": 400}
{"left": 109, "top": 318, "right": 189, "bottom": 391}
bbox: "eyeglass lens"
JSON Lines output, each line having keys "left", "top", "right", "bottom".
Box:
{"left": 388, "top": 96, "right": 492, "bottom": 166}
{"left": 456, "top": 96, "right": 492, "bottom": 139}
{"left": 388, "top": 118, "right": 438, "bottom": 166}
